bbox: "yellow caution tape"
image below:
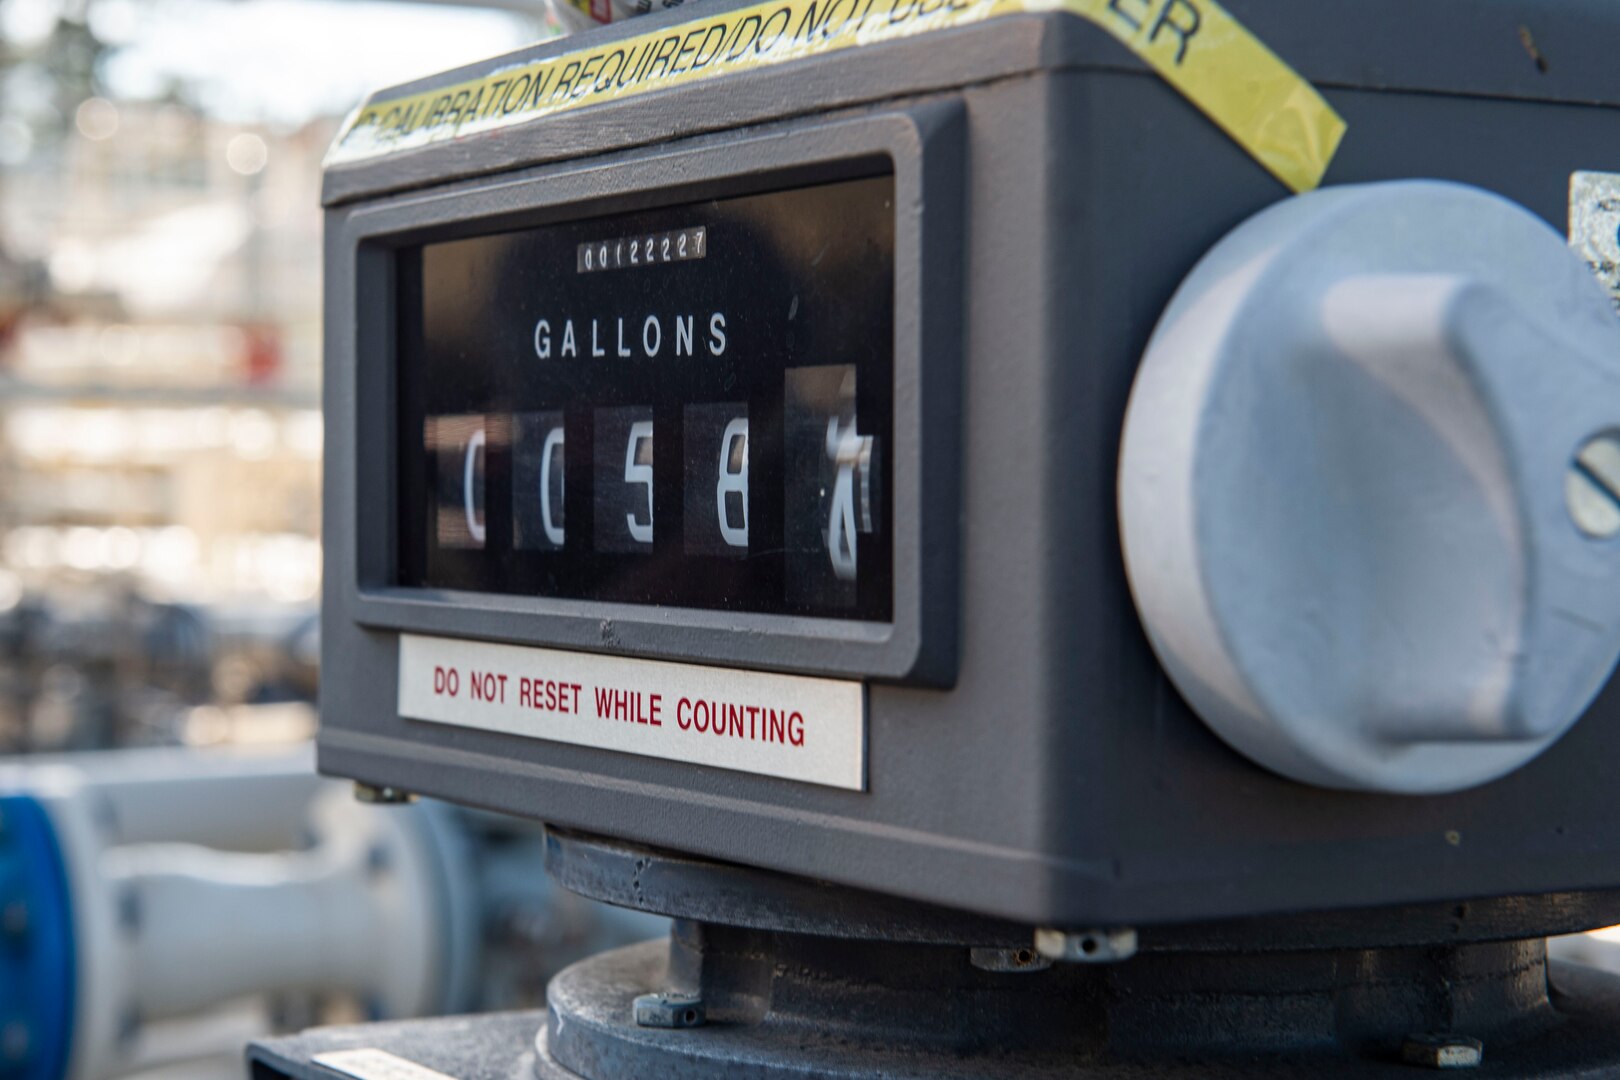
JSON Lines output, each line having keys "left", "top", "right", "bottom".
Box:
{"left": 327, "top": 0, "right": 1345, "bottom": 193}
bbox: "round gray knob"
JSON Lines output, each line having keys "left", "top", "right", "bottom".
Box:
{"left": 1119, "top": 180, "right": 1620, "bottom": 794}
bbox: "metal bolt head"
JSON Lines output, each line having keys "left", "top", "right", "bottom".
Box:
{"left": 1568, "top": 432, "right": 1620, "bottom": 539}
{"left": 1401, "top": 1033, "right": 1483, "bottom": 1070}
{"left": 1033, "top": 927, "right": 1139, "bottom": 964}
{"left": 633, "top": 992, "right": 705, "bottom": 1029}
{"left": 353, "top": 782, "right": 416, "bottom": 805}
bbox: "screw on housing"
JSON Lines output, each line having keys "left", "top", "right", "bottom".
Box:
{"left": 1568, "top": 432, "right": 1620, "bottom": 539}
{"left": 1033, "top": 927, "right": 1138, "bottom": 964}
{"left": 353, "top": 783, "right": 417, "bottom": 805}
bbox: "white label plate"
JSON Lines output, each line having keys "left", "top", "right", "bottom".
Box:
{"left": 397, "top": 634, "right": 866, "bottom": 790}
{"left": 312, "top": 1049, "right": 457, "bottom": 1080}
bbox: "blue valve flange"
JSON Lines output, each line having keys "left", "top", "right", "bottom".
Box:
{"left": 0, "top": 796, "right": 74, "bottom": 1080}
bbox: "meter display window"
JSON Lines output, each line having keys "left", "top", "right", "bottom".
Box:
{"left": 397, "top": 174, "right": 895, "bottom": 620}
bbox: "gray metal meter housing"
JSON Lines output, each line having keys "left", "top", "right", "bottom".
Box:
{"left": 321, "top": 0, "right": 1620, "bottom": 931}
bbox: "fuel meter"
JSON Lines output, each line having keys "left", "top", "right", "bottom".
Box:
{"left": 277, "top": 0, "right": 1620, "bottom": 1076}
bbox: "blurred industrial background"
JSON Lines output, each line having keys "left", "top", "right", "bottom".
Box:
{"left": 0, "top": 2, "right": 663, "bottom": 1079}
{"left": 0, "top": 0, "right": 568, "bottom": 755}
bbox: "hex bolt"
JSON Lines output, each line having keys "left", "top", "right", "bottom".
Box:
{"left": 354, "top": 782, "right": 416, "bottom": 805}
{"left": 632, "top": 992, "right": 705, "bottom": 1029}
{"left": 1401, "top": 1033, "right": 1483, "bottom": 1069}
{"left": 1567, "top": 432, "right": 1620, "bottom": 539}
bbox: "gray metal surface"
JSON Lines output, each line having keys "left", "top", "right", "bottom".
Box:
{"left": 320, "top": 0, "right": 1620, "bottom": 929}
{"left": 530, "top": 932, "right": 1620, "bottom": 1078}
{"left": 243, "top": 840, "right": 1620, "bottom": 1080}
{"left": 539, "top": 829, "right": 1620, "bottom": 953}
{"left": 244, "top": 979, "right": 1620, "bottom": 1080}
{"left": 245, "top": 847, "right": 1620, "bottom": 1080}
{"left": 541, "top": 828, "right": 1035, "bottom": 946}
{"left": 249, "top": 943, "right": 1620, "bottom": 1079}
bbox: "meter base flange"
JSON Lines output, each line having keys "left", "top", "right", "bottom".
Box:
{"left": 535, "top": 930, "right": 1620, "bottom": 1079}
{"left": 543, "top": 828, "right": 1620, "bottom": 952}
{"left": 536, "top": 830, "right": 1620, "bottom": 1079}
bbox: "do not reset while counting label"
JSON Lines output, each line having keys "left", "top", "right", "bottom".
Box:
{"left": 397, "top": 633, "right": 867, "bottom": 790}
{"left": 327, "top": 0, "right": 1346, "bottom": 194}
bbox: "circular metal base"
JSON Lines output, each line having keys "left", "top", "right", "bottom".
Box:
{"left": 537, "top": 830, "right": 1620, "bottom": 1078}
{"left": 536, "top": 935, "right": 1620, "bottom": 1079}
{"left": 543, "top": 828, "right": 1620, "bottom": 952}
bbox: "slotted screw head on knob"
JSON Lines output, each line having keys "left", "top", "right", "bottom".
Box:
{"left": 1569, "top": 433, "right": 1620, "bottom": 540}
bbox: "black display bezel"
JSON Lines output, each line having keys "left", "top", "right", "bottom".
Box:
{"left": 333, "top": 106, "right": 962, "bottom": 685}
{"left": 395, "top": 176, "right": 896, "bottom": 620}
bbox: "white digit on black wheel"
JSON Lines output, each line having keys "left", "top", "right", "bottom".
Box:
{"left": 717, "top": 418, "right": 748, "bottom": 548}
{"left": 540, "top": 426, "right": 565, "bottom": 547}
{"left": 464, "top": 427, "right": 486, "bottom": 545}
{"left": 624, "top": 421, "right": 654, "bottom": 544}
{"left": 826, "top": 418, "right": 857, "bottom": 580}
